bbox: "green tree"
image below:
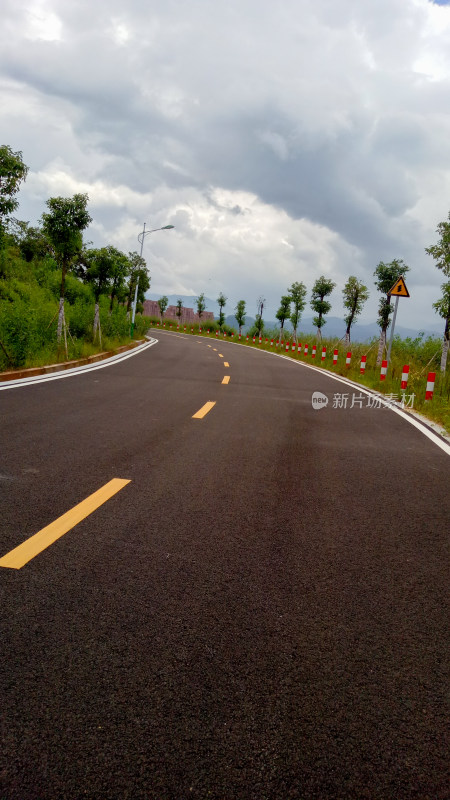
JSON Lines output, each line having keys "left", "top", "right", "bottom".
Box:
{"left": 342, "top": 276, "right": 369, "bottom": 343}
{"left": 373, "top": 259, "right": 409, "bottom": 364}
{"left": 276, "top": 295, "right": 291, "bottom": 339}
{"left": 10, "top": 220, "right": 51, "bottom": 263}
{"left": 83, "top": 246, "right": 123, "bottom": 341}
{"left": 426, "top": 214, "right": 450, "bottom": 372}
{"left": 433, "top": 281, "right": 450, "bottom": 372}
{"left": 235, "top": 300, "right": 246, "bottom": 335}
{"left": 310, "top": 276, "right": 336, "bottom": 338}
{"left": 41, "top": 193, "right": 92, "bottom": 345}
{"left": 196, "top": 293, "right": 206, "bottom": 326}
{"left": 425, "top": 213, "right": 450, "bottom": 277}
{"left": 176, "top": 299, "right": 183, "bottom": 323}
{"left": 217, "top": 292, "right": 227, "bottom": 330}
{"left": 158, "top": 295, "right": 169, "bottom": 322}
{"left": 125, "top": 252, "right": 147, "bottom": 313}
{"left": 108, "top": 250, "right": 131, "bottom": 311}
{"left": 0, "top": 145, "right": 28, "bottom": 244}
{"left": 289, "top": 281, "right": 307, "bottom": 341}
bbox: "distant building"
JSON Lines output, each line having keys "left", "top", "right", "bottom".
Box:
{"left": 143, "top": 300, "right": 214, "bottom": 324}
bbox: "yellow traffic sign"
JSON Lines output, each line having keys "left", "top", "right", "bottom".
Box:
{"left": 388, "top": 276, "right": 410, "bottom": 297}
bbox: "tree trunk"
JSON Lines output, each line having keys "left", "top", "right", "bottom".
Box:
{"left": 440, "top": 333, "right": 449, "bottom": 373}
{"left": 376, "top": 330, "right": 386, "bottom": 365}
{"left": 57, "top": 260, "right": 67, "bottom": 343}
{"left": 57, "top": 297, "right": 65, "bottom": 343}
{"left": 345, "top": 330, "right": 350, "bottom": 344}
{"left": 93, "top": 302, "right": 100, "bottom": 340}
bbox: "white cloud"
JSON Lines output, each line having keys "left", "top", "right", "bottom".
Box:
{"left": 1, "top": 0, "right": 450, "bottom": 331}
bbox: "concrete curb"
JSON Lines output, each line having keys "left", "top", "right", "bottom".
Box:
{"left": 0, "top": 340, "right": 145, "bottom": 382}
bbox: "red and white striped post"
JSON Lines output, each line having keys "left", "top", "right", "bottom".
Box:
{"left": 298, "top": 342, "right": 302, "bottom": 353}
{"left": 246, "top": 335, "right": 249, "bottom": 342}
{"left": 401, "top": 365, "right": 409, "bottom": 389}
{"left": 184, "top": 326, "right": 186, "bottom": 331}
{"left": 311, "top": 345, "right": 316, "bottom": 358}
{"left": 216, "top": 331, "right": 219, "bottom": 337}
{"left": 304, "top": 344, "right": 309, "bottom": 356}
{"left": 239, "top": 333, "right": 241, "bottom": 340}
{"left": 177, "top": 325, "right": 179, "bottom": 330}
{"left": 346, "top": 351, "right": 351, "bottom": 367}
{"left": 292, "top": 343, "right": 296, "bottom": 351}
{"left": 276, "top": 340, "right": 279, "bottom": 347}
{"left": 259, "top": 338, "right": 262, "bottom": 345}
{"left": 321, "top": 346, "right": 326, "bottom": 361}
{"left": 360, "top": 355, "right": 367, "bottom": 374}
{"left": 157, "top": 321, "right": 160, "bottom": 326}
{"left": 333, "top": 349, "right": 338, "bottom": 365}
{"left": 271, "top": 339, "right": 274, "bottom": 346}
{"left": 380, "top": 360, "right": 388, "bottom": 381}
{"left": 285, "top": 343, "right": 289, "bottom": 351}
{"left": 425, "top": 372, "right": 436, "bottom": 400}
{"left": 207, "top": 329, "right": 210, "bottom": 334}
{"left": 253, "top": 336, "right": 256, "bottom": 343}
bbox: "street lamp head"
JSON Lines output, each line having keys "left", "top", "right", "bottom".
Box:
{"left": 161, "top": 225, "right": 175, "bottom": 229}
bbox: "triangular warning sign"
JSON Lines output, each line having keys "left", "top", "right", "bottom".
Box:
{"left": 388, "top": 276, "right": 410, "bottom": 297}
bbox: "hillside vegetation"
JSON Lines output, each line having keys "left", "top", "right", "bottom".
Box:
{"left": 0, "top": 233, "right": 150, "bottom": 371}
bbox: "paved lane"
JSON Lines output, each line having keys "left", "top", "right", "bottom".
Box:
{"left": 1, "top": 332, "right": 449, "bottom": 799}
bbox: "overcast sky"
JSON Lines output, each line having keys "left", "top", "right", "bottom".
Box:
{"left": 2, "top": 0, "right": 450, "bottom": 329}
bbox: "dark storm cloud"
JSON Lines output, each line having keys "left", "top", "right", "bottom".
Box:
{"left": 2, "top": 0, "right": 450, "bottom": 326}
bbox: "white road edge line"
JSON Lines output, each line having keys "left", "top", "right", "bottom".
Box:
{"left": 0, "top": 338, "right": 159, "bottom": 391}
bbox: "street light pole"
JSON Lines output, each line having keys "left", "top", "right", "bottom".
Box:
{"left": 130, "top": 222, "right": 174, "bottom": 337}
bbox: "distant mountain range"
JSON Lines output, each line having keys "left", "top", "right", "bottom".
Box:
{"left": 146, "top": 293, "right": 443, "bottom": 343}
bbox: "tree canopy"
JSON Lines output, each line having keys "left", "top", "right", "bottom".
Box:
{"left": 425, "top": 214, "right": 450, "bottom": 277}
{"left": 276, "top": 295, "right": 291, "bottom": 336}
{"left": 342, "top": 276, "right": 369, "bottom": 341}
{"left": 310, "top": 276, "right": 335, "bottom": 333}
{"left": 0, "top": 145, "right": 28, "bottom": 221}
{"left": 289, "top": 281, "right": 307, "bottom": 339}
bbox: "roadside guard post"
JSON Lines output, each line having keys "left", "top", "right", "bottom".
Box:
{"left": 387, "top": 276, "right": 410, "bottom": 364}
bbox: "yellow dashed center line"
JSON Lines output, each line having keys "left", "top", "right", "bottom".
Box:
{"left": 218, "top": 354, "right": 223, "bottom": 358}
{"left": 224, "top": 362, "right": 229, "bottom": 367}
{"left": 192, "top": 401, "right": 216, "bottom": 419}
{"left": 213, "top": 348, "right": 217, "bottom": 351}
{"left": 0, "top": 478, "right": 131, "bottom": 570}
{"left": 222, "top": 376, "right": 230, "bottom": 384}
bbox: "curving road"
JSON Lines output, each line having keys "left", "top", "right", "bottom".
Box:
{"left": 1, "top": 331, "right": 449, "bottom": 800}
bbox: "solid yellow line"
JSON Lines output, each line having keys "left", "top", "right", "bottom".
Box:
{"left": 192, "top": 401, "right": 216, "bottom": 419}
{"left": 224, "top": 362, "right": 230, "bottom": 367}
{"left": 0, "top": 478, "right": 130, "bottom": 570}
{"left": 222, "top": 376, "right": 230, "bottom": 384}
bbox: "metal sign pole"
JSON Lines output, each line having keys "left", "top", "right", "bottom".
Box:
{"left": 387, "top": 295, "right": 399, "bottom": 364}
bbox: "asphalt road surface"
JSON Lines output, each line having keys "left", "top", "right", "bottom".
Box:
{"left": 1, "top": 331, "right": 449, "bottom": 800}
